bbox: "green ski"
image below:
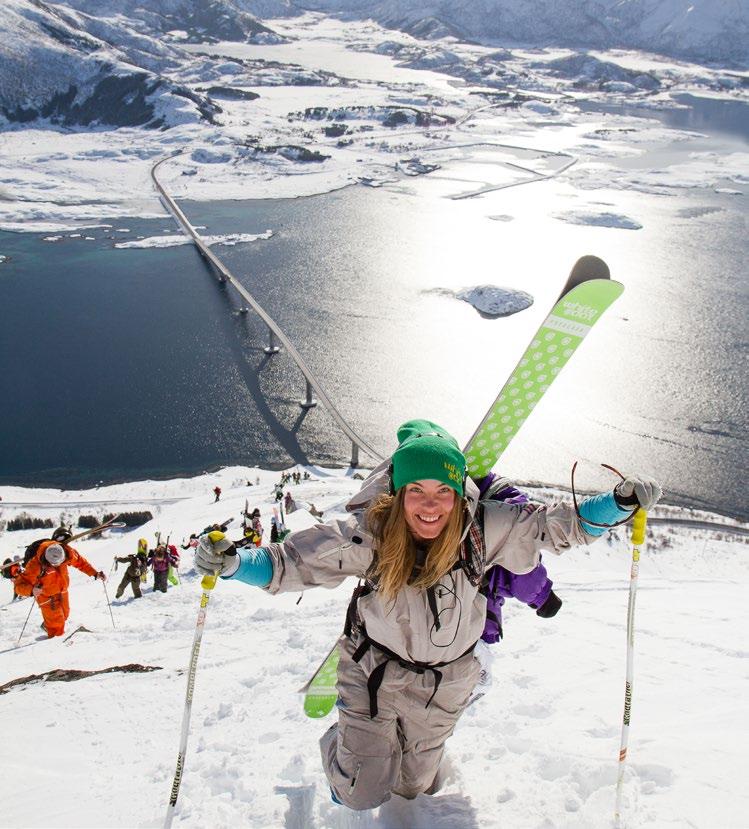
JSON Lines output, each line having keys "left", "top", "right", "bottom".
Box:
{"left": 463, "top": 257, "right": 623, "bottom": 473}
{"left": 299, "top": 642, "right": 340, "bottom": 718}
{"left": 301, "top": 256, "right": 622, "bottom": 719}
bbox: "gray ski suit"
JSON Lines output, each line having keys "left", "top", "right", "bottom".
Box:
{"left": 262, "top": 462, "right": 597, "bottom": 809}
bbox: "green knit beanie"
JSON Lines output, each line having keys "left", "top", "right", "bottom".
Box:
{"left": 391, "top": 419, "right": 466, "bottom": 496}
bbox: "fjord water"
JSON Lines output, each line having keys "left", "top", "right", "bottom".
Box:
{"left": 0, "top": 106, "right": 746, "bottom": 520}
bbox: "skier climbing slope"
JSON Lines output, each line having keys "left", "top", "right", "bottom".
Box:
{"left": 195, "top": 420, "right": 661, "bottom": 810}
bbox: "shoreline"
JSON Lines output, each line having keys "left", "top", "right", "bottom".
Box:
{"left": 2, "top": 463, "right": 748, "bottom": 526}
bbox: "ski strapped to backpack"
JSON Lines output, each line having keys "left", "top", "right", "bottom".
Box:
{"left": 463, "top": 257, "right": 622, "bottom": 477}
{"left": 10, "top": 516, "right": 126, "bottom": 572}
{"left": 302, "top": 256, "right": 623, "bottom": 718}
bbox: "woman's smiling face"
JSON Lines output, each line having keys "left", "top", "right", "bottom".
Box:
{"left": 402, "top": 479, "right": 456, "bottom": 541}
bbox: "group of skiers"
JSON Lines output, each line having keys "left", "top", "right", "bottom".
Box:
{"left": 279, "top": 469, "right": 310, "bottom": 487}
{"left": 113, "top": 538, "right": 180, "bottom": 599}
{"left": 0, "top": 527, "right": 188, "bottom": 637}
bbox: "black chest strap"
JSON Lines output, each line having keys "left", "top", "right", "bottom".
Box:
{"left": 351, "top": 629, "right": 476, "bottom": 719}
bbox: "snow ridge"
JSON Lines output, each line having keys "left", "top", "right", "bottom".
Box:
{"left": 300, "top": 0, "right": 749, "bottom": 66}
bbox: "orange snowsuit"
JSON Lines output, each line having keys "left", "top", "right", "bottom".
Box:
{"left": 15, "top": 541, "right": 97, "bottom": 636}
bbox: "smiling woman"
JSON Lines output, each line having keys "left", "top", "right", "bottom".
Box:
{"left": 194, "top": 416, "right": 661, "bottom": 810}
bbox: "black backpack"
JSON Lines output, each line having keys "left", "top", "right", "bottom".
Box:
{"left": 23, "top": 539, "right": 49, "bottom": 567}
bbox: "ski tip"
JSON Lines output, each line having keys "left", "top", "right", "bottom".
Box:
{"left": 557, "top": 255, "right": 612, "bottom": 301}
{"left": 570, "top": 255, "right": 610, "bottom": 281}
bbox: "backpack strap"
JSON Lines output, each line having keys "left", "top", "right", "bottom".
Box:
{"left": 343, "top": 580, "right": 372, "bottom": 638}
{"left": 458, "top": 504, "right": 486, "bottom": 587}
{"left": 343, "top": 545, "right": 383, "bottom": 638}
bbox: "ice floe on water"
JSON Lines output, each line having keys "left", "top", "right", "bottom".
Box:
{"left": 426, "top": 285, "right": 534, "bottom": 317}
{"left": 676, "top": 206, "right": 725, "bottom": 218}
{"left": 113, "top": 230, "right": 274, "bottom": 250}
{"left": 567, "top": 150, "right": 749, "bottom": 195}
{"left": 457, "top": 285, "right": 534, "bottom": 317}
{"left": 552, "top": 210, "right": 643, "bottom": 229}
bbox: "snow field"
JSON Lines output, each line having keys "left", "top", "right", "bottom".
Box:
{"left": 1, "top": 469, "right": 747, "bottom": 827}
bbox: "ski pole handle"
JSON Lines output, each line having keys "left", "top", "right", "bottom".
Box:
{"left": 631, "top": 508, "right": 647, "bottom": 547}
{"left": 201, "top": 573, "right": 219, "bottom": 591}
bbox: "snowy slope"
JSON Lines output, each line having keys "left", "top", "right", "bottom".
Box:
{"left": 1, "top": 468, "right": 747, "bottom": 828}
{"left": 300, "top": 0, "right": 749, "bottom": 65}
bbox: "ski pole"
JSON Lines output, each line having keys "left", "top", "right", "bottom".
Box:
{"left": 163, "top": 562, "right": 230, "bottom": 828}
{"left": 614, "top": 508, "right": 647, "bottom": 827}
{"left": 16, "top": 599, "right": 36, "bottom": 646}
{"left": 101, "top": 578, "right": 116, "bottom": 630}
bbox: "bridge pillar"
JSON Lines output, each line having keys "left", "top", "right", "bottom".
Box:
{"left": 264, "top": 329, "right": 280, "bottom": 355}
{"left": 300, "top": 379, "right": 317, "bottom": 409}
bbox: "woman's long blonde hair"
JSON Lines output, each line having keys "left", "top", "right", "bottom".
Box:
{"left": 365, "top": 489, "right": 466, "bottom": 601}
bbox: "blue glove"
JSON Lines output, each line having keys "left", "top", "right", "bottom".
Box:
{"left": 578, "top": 473, "right": 661, "bottom": 536}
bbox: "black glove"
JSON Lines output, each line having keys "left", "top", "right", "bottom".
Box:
{"left": 94, "top": 570, "right": 106, "bottom": 581}
{"left": 613, "top": 475, "right": 662, "bottom": 511}
{"left": 535, "top": 590, "right": 562, "bottom": 618}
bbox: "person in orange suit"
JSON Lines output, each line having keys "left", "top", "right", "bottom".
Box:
{"left": 15, "top": 541, "right": 106, "bottom": 637}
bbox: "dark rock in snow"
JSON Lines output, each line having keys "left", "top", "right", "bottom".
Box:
{"left": 0, "top": 664, "right": 162, "bottom": 695}
{"left": 199, "top": 85, "right": 260, "bottom": 101}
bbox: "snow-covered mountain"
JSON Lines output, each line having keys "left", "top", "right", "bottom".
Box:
{"left": 0, "top": 0, "right": 280, "bottom": 128}
{"left": 300, "top": 0, "right": 749, "bottom": 66}
{"left": 58, "top": 0, "right": 280, "bottom": 43}
{"left": 1, "top": 0, "right": 745, "bottom": 129}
